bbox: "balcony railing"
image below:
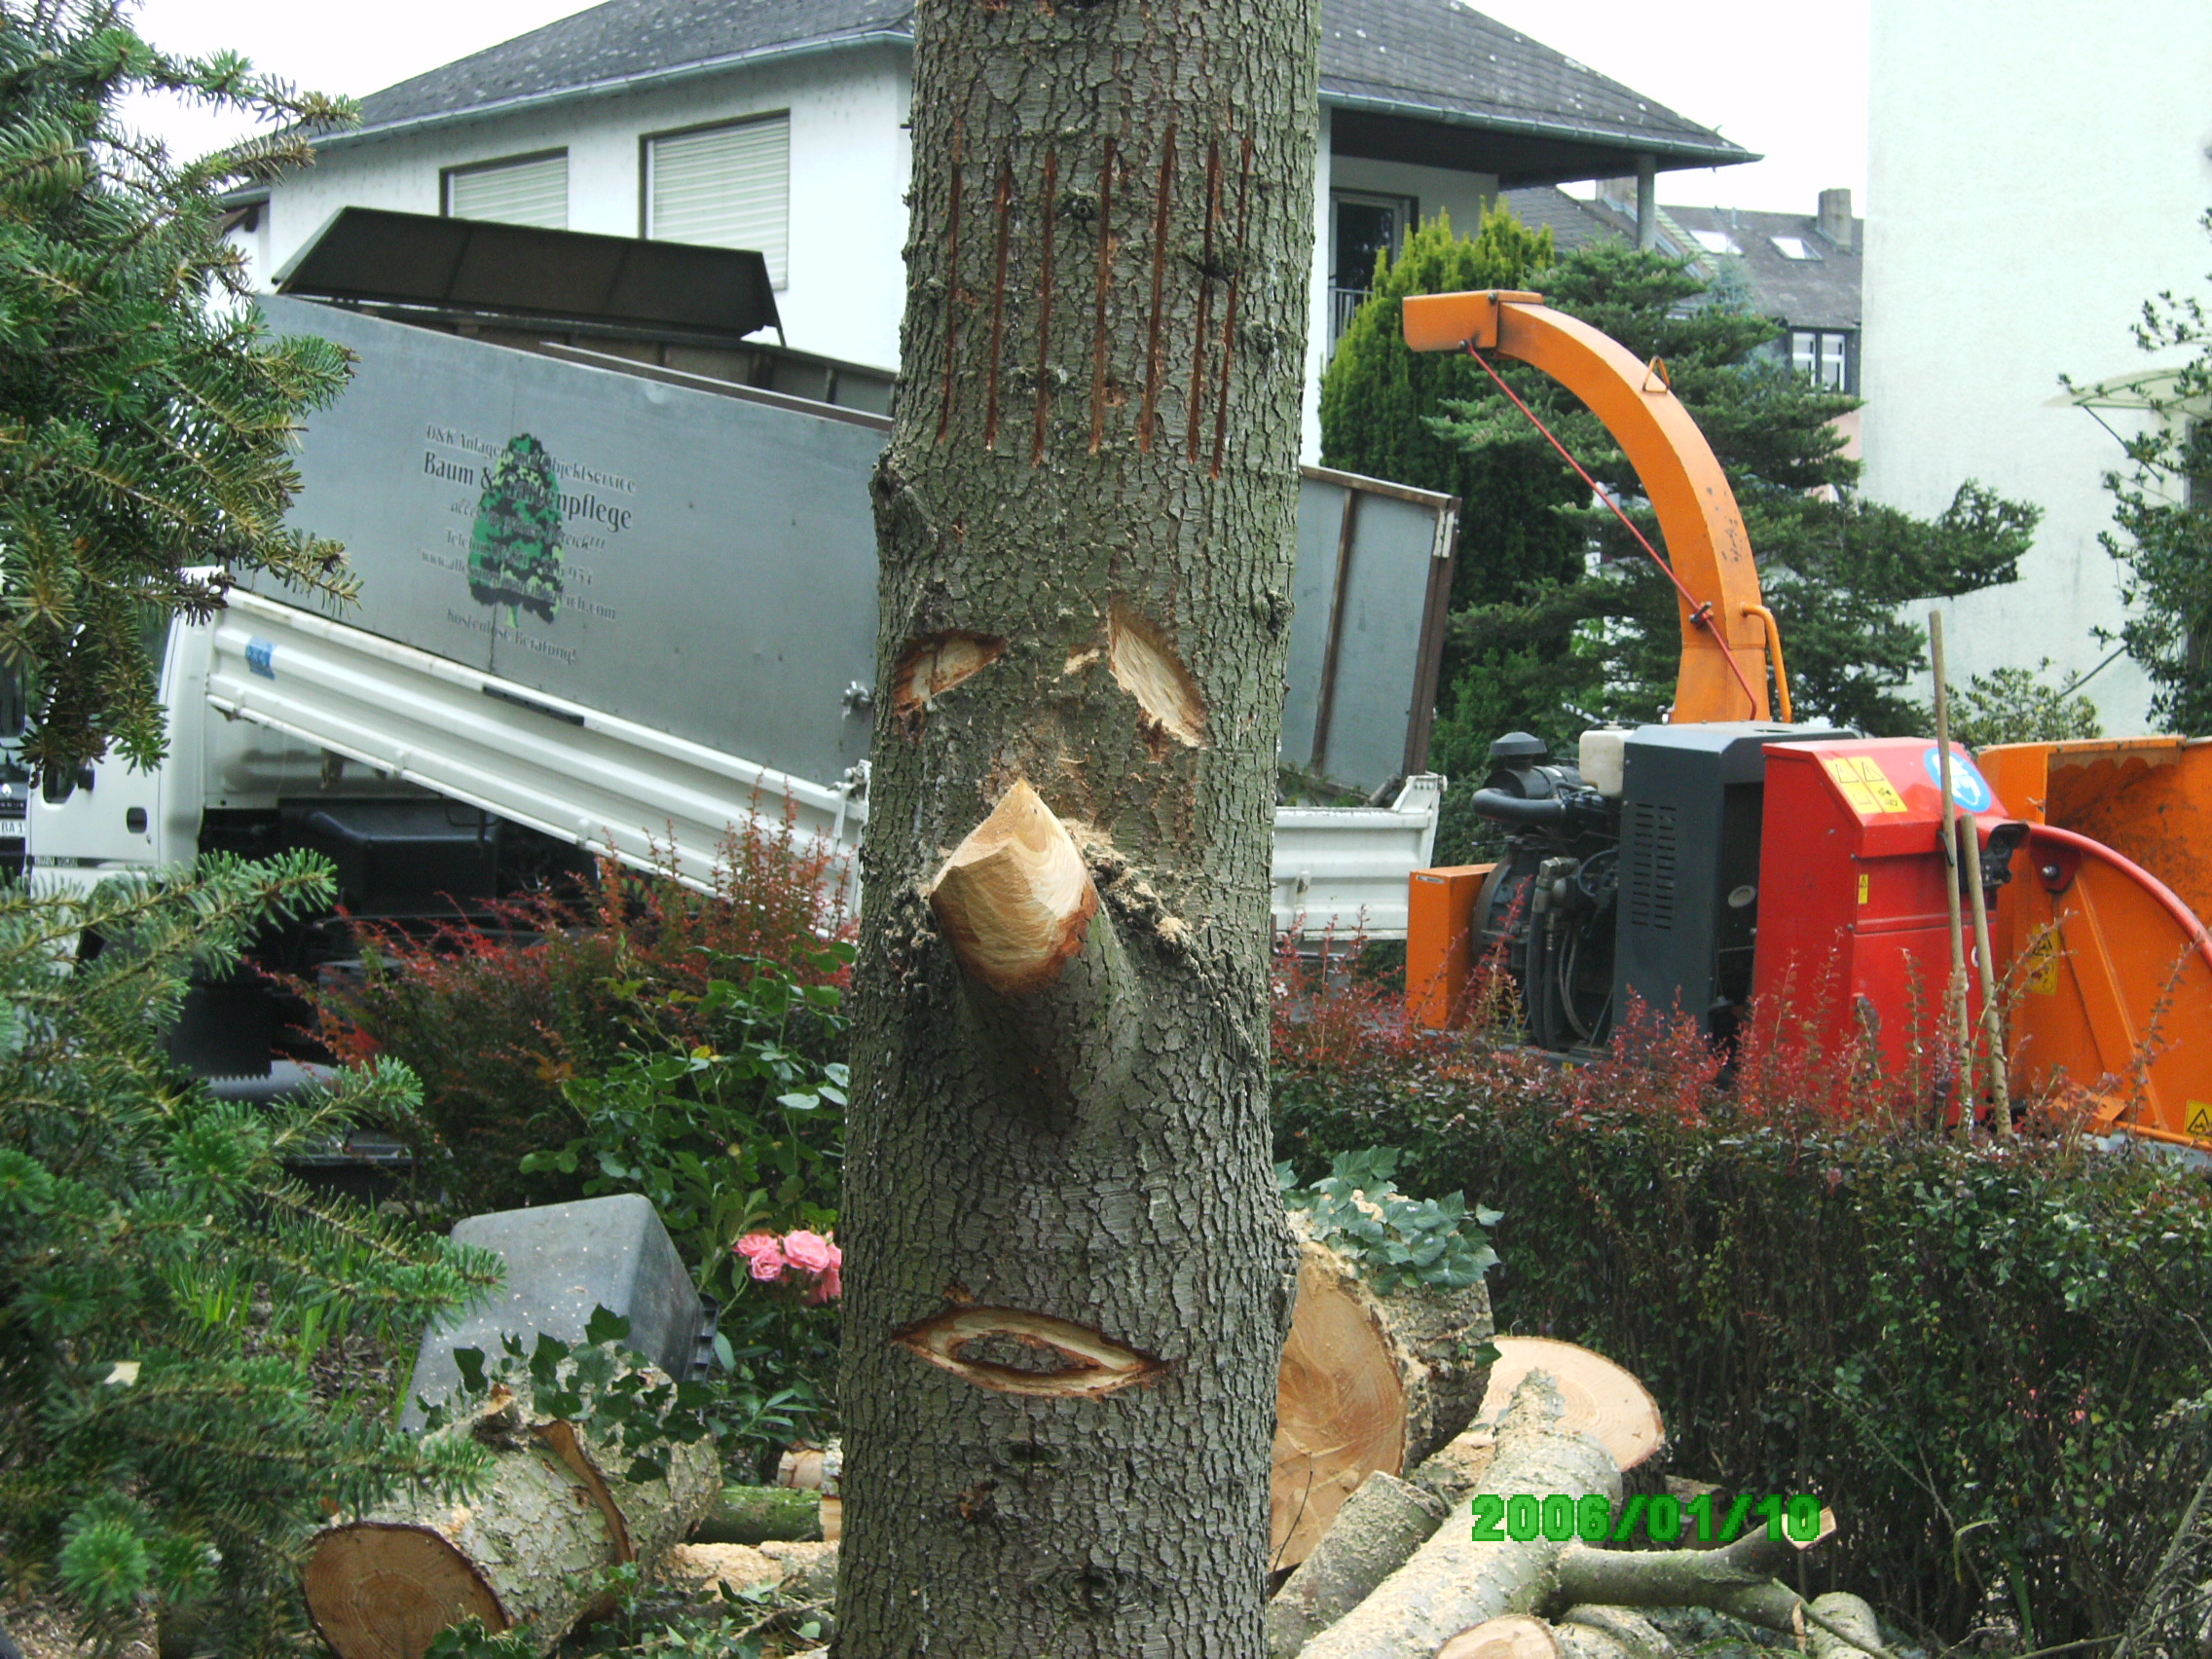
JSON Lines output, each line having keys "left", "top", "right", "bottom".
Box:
{"left": 1329, "top": 285, "right": 1369, "bottom": 352}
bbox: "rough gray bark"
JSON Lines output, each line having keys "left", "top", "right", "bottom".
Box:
{"left": 1268, "top": 1472, "right": 1449, "bottom": 1658}
{"left": 1296, "top": 1375, "right": 1622, "bottom": 1659}
{"left": 837, "top": 0, "right": 1320, "bottom": 1653}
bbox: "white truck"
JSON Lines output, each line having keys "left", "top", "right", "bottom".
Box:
{"left": 27, "top": 210, "right": 1455, "bottom": 1070}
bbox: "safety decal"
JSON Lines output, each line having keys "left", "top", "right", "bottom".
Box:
{"left": 2023, "top": 931, "right": 2061, "bottom": 996}
{"left": 1824, "top": 755, "right": 1907, "bottom": 815}
{"left": 1922, "top": 746, "right": 1994, "bottom": 813}
{"left": 1857, "top": 872, "right": 1869, "bottom": 905}
{"left": 244, "top": 639, "right": 276, "bottom": 680}
{"left": 2187, "top": 1102, "right": 2212, "bottom": 1139}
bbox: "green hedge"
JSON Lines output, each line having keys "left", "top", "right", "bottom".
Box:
{"left": 1272, "top": 987, "right": 2212, "bottom": 1646}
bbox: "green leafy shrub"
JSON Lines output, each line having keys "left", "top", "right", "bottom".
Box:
{"left": 0, "top": 855, "right": 498, "bottom": 1654}
{"left": 312, "top": 812, "right": 853, "bottom": 1216}
{"left": 1277, "top": 1146, "right": 1498, "bottom": 1295}
{"left": 1271, "top": 976, "right": 2212, "bottom": 1648}
{"left": 1945, "top": 659, "right": 2105, "bottom": 749}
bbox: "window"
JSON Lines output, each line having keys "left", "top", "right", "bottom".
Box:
{"left": 1329, "top": 191, "right": 1416, "bottom": 348}
{"left": 1791, "top": 330, "right": 1853, "bottom": 391}
{"left": 646, "top": 115, "right": 791, "bottom": 287}
{"left": 1770, "top": 235, "right": 1821, "bottom": 261}
{"left": 1690, "top": 229, "right": 1740, "bottom": 256}
{"left": 443, "top": 151, "right": 568, "bottom": 229}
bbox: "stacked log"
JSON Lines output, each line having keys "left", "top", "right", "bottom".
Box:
{"left": 302, "top": 1377, "right": 719, "bottom": 1659}
{"left": 1272, "top": 1213, "right": 1495, "bottom": 1567}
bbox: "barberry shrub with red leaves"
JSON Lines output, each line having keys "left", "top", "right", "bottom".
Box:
{"left": 310, "top": 811, "right": 853, "bottom": 1217}
{"left": 1271, "top": 952, "right": 2212, "bottom": 1650}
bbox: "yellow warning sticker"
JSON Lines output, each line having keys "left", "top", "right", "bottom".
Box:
{"left": 1824, "top": 756, "right": 1909, "bottom": 814}
{"left": 1857, "top": 872, "right": 1869, "bottom": 905}
{"left": 2023, "top": 932, "right": 2061, "bottom": 996}
{"left": 2188, "top": 1102, "right": 2212, "bottom": 1139}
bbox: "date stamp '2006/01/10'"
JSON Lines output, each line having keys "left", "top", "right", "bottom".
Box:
{"left": 1474, "top": 1492, "right": 1825, "bottom": 1546}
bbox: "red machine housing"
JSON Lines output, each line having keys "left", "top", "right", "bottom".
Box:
{"left": 1753, "top": 737, "right": 2014, "bottom": 1077}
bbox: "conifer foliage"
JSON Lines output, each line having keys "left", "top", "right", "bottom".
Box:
{"left": 2081, "top": 208, "right": 2212, "bottom": 734}
{"left": 0, "top": 2, "right": 359, "bottom": 779}
{"left": 0, "top": 856, "right": 501, "bottom": 1651}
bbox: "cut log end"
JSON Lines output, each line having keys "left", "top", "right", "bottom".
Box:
{"left": 304, "top": 1524, "right": 508, "bottom": 1659}
{"left": 927, "top": 780, "right": 1099, "bottom": 995}
{"left": 1479, "top": 1337, "right": 1666, "bottom": 1483}
{"left": 1439, "top": 1615, "right": 1561, "bottom": 1659}
{"left": 1272, "top": 1251, "right": 1407, "bottom": 1567}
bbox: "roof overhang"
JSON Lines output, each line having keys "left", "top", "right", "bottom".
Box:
{"left": 272, "top": 206, "right": 781, "bottom": 343}
{"left": 317, "top": 28, "right": 912, "bottom": 153}
{"left": 1324, "top": 88, "right": 1756, "bottom": 187}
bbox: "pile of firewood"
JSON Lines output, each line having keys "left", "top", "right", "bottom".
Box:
{"left": 302, "top": 1223, "right": 1894, "bottom": 1659}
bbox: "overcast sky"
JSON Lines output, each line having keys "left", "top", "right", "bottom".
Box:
{"left": 121, "top": 0, "right": 1865, "bottom": 216}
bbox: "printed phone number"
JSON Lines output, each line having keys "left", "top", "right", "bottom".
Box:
{"left": 1473, "top": 1491, "right": 1824, "bottom": 1545}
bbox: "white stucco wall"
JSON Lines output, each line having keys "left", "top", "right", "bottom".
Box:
{"left": 258, "top": 46, "right": 913, "bottom": 370}
{"left": 1862, "top": 1, "right": 2212, "bottom": 732}
{"left": 1329, "top": 154, "right": 1497, "bottom": 245}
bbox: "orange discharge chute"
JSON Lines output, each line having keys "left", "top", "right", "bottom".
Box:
{"left": 1400, "top": 289, "right": 1774, "bottom": 724}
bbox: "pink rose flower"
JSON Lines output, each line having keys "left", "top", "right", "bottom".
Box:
{"left": 783, "top": 1231, "right": 835, "bottom": 1275}
{"left": 734, "top": 1233, "right": 787, "bottom": 1282}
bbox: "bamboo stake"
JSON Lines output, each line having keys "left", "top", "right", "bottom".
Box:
{"left": 1959, "top": 808, "right": 2012, "bottom": 1133}
{"left": 1928, "top": 612, "right": 1975, "bottom": 1132}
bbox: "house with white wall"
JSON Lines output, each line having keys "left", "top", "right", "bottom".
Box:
{"left": 1862, "top": 0, "right": 2212, "bottom": 733}
{"left": 232, "top": 0, "right": 1750, "bottom": 457}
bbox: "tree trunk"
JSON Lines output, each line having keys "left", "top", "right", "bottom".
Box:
{"left": 838, "top": 0, "right": 1319, "bottom": 1650}
{"left": 692, "top": 1486, "right": 825, "bottom": 1546}
{"left": 302, "top": 1383, "right": 719, "bottom": 1658}
{"left": 1273, "top": 1217, "right": 1493, "bottom": 1566}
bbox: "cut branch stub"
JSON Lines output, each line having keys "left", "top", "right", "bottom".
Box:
{"left": 893, "top": 1305, "right": 1166, "bottom": 1398}
{"left": 892, "top": 630, "right": 1006, "bottom": 717}
{"left": 929, "top": 780, "right": 1098, "bottom": 995}
{"left": 1108, "top": 604, "right": 1207, "bottom": 751}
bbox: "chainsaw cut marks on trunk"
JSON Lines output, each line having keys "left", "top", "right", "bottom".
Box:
{"left": 892, "top": 630, "right": 1007, "bottom": 717}
{"left": 892, "top": 1305, "right": 1165, "bottom": 1397}
{"left": 1108, "top": 604, "right": 1207, "bottom": 750}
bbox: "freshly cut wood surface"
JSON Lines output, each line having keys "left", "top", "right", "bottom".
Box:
{"left": 926, "top": 781, "right": 1098, "bottom": 995}
{"left": 1271, "top": 1216, "right": 1493, "bottom": 1567}
{"left": 1477, "top": 1337, "right": 1665, "bottom": 1480}
{"left": 1437, "top": 1614, "right": 1559, "bottom": 1659}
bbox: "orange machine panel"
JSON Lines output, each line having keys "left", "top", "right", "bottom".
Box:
{"left": 1406, "top": 864, "right": 1497, "bottom": 1030}
{"left": 1753, "top": 738, "right": 2012, "bottom": 1088}
{"left": 1979, "top": 736, "right": 2212, "bottom": 924}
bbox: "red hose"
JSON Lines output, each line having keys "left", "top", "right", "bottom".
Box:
{"left": 2027, "top": 824, "right": 2212, "bottom": 977}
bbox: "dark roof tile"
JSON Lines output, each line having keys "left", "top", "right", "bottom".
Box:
{"left": 343, "top": 0, "right": 1749, "bottom": 168}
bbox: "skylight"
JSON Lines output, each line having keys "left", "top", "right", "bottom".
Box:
{"left": 1771, "top": 236, "right": 1821, "bottom": 260}
{"left": 1690, "top": 229, "right": 1739, "bottom": 256}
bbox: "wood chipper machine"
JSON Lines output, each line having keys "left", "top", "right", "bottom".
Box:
{"left": 1399, "top": 290, "right": 2212, "bottom": 1148}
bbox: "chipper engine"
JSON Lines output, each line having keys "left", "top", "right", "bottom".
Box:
{"left": 1398, "top": 289, "right": 2212, "bottom": 1147}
